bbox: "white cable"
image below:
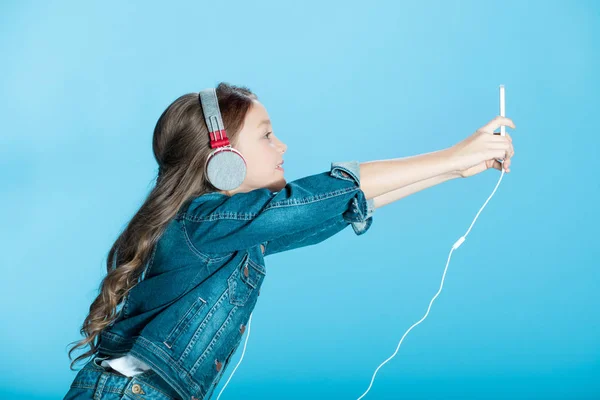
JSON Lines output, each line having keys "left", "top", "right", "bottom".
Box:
{"left": 216, "top": 312, "right": 253, "bottom": 400}
{"left": 357, "top": 82, "right": 510, "bottom": 399}
{"left": 356, "top": 167, "right": 505, "bottom": 399}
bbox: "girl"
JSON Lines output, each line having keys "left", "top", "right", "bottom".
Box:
{"left": 64, "top": 82, "right": 515, "bottom": 400}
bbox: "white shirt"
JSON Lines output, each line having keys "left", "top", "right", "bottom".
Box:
{"left": 100, "top": 354, "right": 152, "bottom": 377}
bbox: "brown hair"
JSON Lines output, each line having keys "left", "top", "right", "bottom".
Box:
{"left": 66, "top": 82, "right": 258, "bottom": 370}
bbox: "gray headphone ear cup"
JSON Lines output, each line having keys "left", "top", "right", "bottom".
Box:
{"left": 205, "top": 149, "right": 247, "bottom": 191}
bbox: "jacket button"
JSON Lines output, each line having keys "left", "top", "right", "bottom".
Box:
{"left": 243, "top": 265, "right": 249, "bottom": 277}
{"left": 131, "top": 383, "right": 145, "bottom": 394}
{"left": 215, "top": 359, "right": 222, "bottom": 372}
{"left": 240, "top": 324, "right": 246, "bottom": 334}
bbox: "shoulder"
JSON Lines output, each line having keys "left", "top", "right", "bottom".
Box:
{"left": 178, "top": 190, "right": 276, "bottom": 221}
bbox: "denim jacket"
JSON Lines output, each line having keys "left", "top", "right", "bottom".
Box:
{"left": 96, "top": 161, "right": 375, "bottom": 399}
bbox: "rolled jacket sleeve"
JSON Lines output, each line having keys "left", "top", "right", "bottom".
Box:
{"left": 180, "top": 161, "right": 375, "bottom": 254}
{"left": 330, "top": 161, "right": 375, "bottom": 233}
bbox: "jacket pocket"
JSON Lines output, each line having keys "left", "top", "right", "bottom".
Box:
{"left": 163, "top": 296, "right": 208, "bottom": 349}
{"left": 227, "top": 252, "right": 265, "bottom": 306}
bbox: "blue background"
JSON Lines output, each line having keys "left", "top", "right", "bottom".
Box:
{"left": 1, "top": 0, "right": 598, "bottom": 399}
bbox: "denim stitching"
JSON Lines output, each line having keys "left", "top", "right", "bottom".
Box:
{"left": 129, "top": 377, "right": 178, "bottom": 400}
{"left": 247, "top": 257, "right": 266, "bottom": 275}
{"left": 190, "top": 300, "right": 239, "bottom": 375}
{"left": 70, "top": 382, "right": 174, "bottom": 399}
{"left": 239, "top": 267, "right": 256, "bottom": 289}
{"left": 103, "top": 268, "right": 208, "bottom": 347}
{"left": 70, "top": 384, "right": 94, "bottom": 389}
{"left": 179, "top": 186, "right": 360, "bottom": 222}
{"left": 69, "top": 384, "right": 104, "bottom": 390}
{"left": 229, "top": 254, "right": 257, "bottom": 301}
{"left": 180, "top": 218, "right": 234, "bottom": 262}
{"left": 71, "top": 386, "right": 123, "bottom": 395}
{"left": 180, "top": 219, "right": 210, "bottom": 262}
{"left": 208, "top": 252, "right": 235, "bottom": 262}
{"left": 163, "top": 297, "right": 208, "bottom": 349}
{"left": 179, "top": 288, "right": 229, "bottom": 363}
{"left": 265, "top": 186, "right": 359, "bottom": 209}
{"left": 131, "top": 338, "right": 202, "bottom": 399}
{"left": 75, "top": 373, "right": 173, "bottom": 399}
{"left": 92, "top": 372, "right": 109, "bottom": 400}
{"left": 101, "top": 330, "right": 131, "bottom": 343}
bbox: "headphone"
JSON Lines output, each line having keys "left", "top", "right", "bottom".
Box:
{"left": 199, "top": 88, "right": 247, "bottom": 191}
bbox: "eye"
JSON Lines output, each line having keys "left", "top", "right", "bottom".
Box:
{"left": 264, "top": 131, "right": 272, "bottom": 139}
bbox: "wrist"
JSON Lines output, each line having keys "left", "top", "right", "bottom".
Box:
{"left": 441, "top": 146, "right": 463, "bottom": 176}
{"left": 442, "top": 169, "right": 463, "bottom": 180}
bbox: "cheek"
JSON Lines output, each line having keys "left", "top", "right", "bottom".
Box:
{"left": 241, "top": 144, "right": 275, "bottom": 173}
{"left": 241, "top": 155, "right": 269, "bottom": 178}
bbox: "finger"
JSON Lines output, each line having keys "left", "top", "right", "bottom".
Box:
{"left": 485, "top": 116, "right": 516, "bottom": 132}
{"left": 492, "top": 160, "right": 503, "bottom": 171}
{"left": 507, "top": 141, "right": 515, "bottom": 158}
{"left": 490, "top": 135, "right": 513, "bottom": 145}
{"left": 492, "top": 130, "right": 514, "bottom": 138}
{"left": 489, "top": 139, "right": 513, "bottom": 152}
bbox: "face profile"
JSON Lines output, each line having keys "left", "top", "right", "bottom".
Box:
{"left": 219, "top": 100, "right": 288, "bottom": 196}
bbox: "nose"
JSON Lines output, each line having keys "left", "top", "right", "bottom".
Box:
{"left": 276, "top": 137, "right": 287, "bottom": 154}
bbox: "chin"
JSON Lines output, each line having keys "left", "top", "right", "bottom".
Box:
{"left": 265, "top": 177, "right": 286, "bottom": 193}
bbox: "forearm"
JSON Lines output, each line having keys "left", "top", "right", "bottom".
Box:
{"left": 359, "top": 147, "right": 459, "bottom": 200}
{"left": 372, "top": 171, "right": 461, "bottom": 209}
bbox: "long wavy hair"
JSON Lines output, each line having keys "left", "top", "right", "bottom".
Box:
{"left": 66, "top": 82, "right": 258, "bottom": 370}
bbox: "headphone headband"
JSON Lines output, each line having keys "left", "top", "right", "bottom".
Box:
{"left": 199, "top": 88, "right": 231, "bottom": 149}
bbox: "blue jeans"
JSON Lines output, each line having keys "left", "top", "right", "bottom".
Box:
{"left": 63, "top": 355, "right": 182, "bottom": 400}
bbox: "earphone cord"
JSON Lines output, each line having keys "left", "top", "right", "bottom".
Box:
{"left": 355, "top": 169, "right": 506, "bottom": 400}
{"left": 216, "top": 312, "right": 254, "bottom": 400}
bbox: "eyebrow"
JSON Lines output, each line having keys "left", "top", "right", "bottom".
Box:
{"left": 257, "top": 119, "right": 271, "bottom": 128}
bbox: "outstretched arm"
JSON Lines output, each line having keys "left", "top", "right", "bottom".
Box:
{"left": 372, "top": 171, "right": 460, "bottom": 209}
{"left": 359, "top": 147, "right": 459, "bottom": 200}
